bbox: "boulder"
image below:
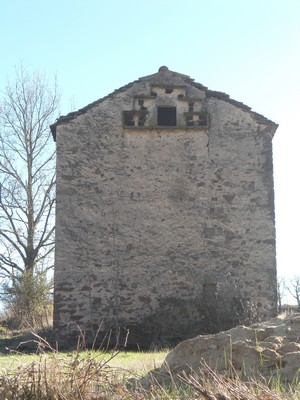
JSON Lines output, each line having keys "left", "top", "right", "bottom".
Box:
{"left": 145, "top": 314, "right": 300, "bottom": 385}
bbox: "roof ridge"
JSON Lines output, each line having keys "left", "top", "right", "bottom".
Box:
{"left": 51, "top": 67, "right": 278, "bottom": 140}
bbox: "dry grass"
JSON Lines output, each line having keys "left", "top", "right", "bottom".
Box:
{"left": 0, "top": 333, "right": 300, "bottom": 399}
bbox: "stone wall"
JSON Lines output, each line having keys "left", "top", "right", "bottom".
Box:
{"left": 52, "top": 68, "right": 278, "bottom": 348}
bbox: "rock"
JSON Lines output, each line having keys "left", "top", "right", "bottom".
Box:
{"left": 144, "top": 314, "right": 300, "bottom": 385}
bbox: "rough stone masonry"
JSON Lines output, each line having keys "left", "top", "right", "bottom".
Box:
{"left": 51, "top": 67, "right": 278, "bottom": 348}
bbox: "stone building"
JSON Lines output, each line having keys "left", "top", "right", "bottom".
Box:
{"left": 51, "top": 67, "right": 278, "bottom": 348}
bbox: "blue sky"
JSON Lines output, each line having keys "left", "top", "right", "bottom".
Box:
{"left": 0, "top": 0, "right": 300, "bottom": 292}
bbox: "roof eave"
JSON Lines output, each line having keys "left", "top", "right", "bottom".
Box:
{"left": 50, "top": 67, "right": 278, "bottom": 141}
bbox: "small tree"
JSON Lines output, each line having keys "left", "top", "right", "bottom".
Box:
{"left": 2, "top": 271, "right": 53, "bottom": 329}
{"left": 287, "top": 275, "right": 300, "bottom": 311}
{"left": 0, "top": 66, "right": 60, "bottom": 327}
{"left": 277, "top": 276, "right": 286, "bottom": 313}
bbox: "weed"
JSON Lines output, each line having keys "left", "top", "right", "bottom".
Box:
{"left": 0, "top": 333, "right": 300, "bottom": 399}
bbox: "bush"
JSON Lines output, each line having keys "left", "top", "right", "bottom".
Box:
{"left": 1, "top": 271, "right": 53, "bottom": 330}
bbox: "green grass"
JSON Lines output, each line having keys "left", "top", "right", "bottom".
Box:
{"left": 0, "top": 331, "right": 168, "bottom": 374}
{"left": 0, "top": 330, "right": 300, "bottom": 399}
{"left": 0, "top": 351, "right": 167, "bottom": 370}
{"left": 1, "top": 349, "right": 300, "bottom": 400}
{"left": 0, "top": 354, "right": 35, "bottom": 370}
{"left": 100, "top": 349, "right": 167, "bottom": 374}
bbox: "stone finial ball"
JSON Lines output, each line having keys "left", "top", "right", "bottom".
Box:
{"left": 158, "top": 66, "right": 169, "bottom": 72}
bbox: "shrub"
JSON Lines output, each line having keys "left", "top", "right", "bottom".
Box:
{"left": 1, "top": 271, "right": 52, "bottom": 330}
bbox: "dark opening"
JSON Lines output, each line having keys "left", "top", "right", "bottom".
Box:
{"left": 124, "top": 112, "right": 134, "bottom": 126}
{"left": 157, "top": 107, "right": 176, "bottom": 126}
{"left": 138, "top": 115, "right": 146, "bottom": 126}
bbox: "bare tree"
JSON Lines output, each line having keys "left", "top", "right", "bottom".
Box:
{"left": 287, "top": 275, "right": 300, "bottom": 311}
{"left": 0, "top": 66, "right": 60, "bottom": 288}
{"left": 277, "top": 276, "right": 286, "bottom": 313}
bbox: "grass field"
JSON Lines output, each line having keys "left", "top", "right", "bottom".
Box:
{"left": 0, "top": 330, "right": 300, "bottom": 399}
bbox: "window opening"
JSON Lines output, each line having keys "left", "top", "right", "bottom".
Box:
{"left": 138, "top": 99, "right": 147, "bottom": 111}
{"left": 188, "top": 102, "right": 194, "bottom": 112}
{"left": 157, "top": 107, "right": 176, "bottom": 126}
{"left": 165, "top": 87, "right": 173, "bottom": 94}
{"left": 185, "top": 111, "right": 208, "bottom": 127}
{"left": 186, "top": 117, "right": 194, "bottom": 127}
{"left": 138, "top": 115, "right": 146, "bottom": 126}
{"left": 124, "top": 112, "right": 134, "bottom": 126}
